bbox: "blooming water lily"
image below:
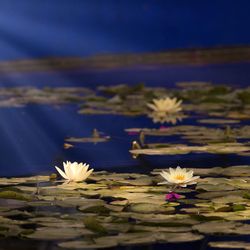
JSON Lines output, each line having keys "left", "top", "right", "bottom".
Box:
{"left": 147, "top": 97, "right": 182, "bottom": 114}
{"left": 55, "top": 161, "right": 93, "bottom": 182}
{"left": 159, "top": 166, "right": 199, "bottom": 201}
{"left": 147, "top": 97, "right": 183, "bottom": 124}
{"left": 159, "top": 166, "right": 200, "bottom": 187}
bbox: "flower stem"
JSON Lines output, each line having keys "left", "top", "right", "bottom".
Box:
{"left": 170, "top": 185, "right": 178, "bottom": 192}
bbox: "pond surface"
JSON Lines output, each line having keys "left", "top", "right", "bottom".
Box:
{"left": 0, "top": 104, "right": 250, "bottom": 177}
{"left": 0, "top": 62, "right": 250, "bottom": 177}
{"left": 0, "top": 62, "right": 250, "bottom": 250}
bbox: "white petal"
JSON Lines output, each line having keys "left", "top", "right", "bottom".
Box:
{"left": 183, "top": 175, "right": 198, "bottom": 183}
{"left": 160, "top": 171, "right": 170, "bottom": 180}
{"left": 177, "top": 99, "right": 182, "bottom": 105}
{"left": 147, "top": 103, "right": 157, "bottom": 111}
{"left": 189, "top": 176, "right": 200, "bottom": 182}
{"left": 176, "top": 166, "right": 182, "bottom": 174}
{"left": 169, "top": 168, "right": 175, "bottom": 175}
{"left": 67, "top": 163, "right": 76, "bottom": 180}
{"left": 186, "top": 170, "right": 194, "bottom": 178}
{"left": 161, "top": 173, "right": 172, "bottom": 183}
{"left": 179, "top": 184, "right": 187, "bottom": 187}
{"left": 63, "top": 162, "right": 71, "bottom": 177}
{"left": 158, "top": 181, "right": 170, "bottom": 185}
{"left": 84, "top": 168, "right": 94, "bottom": 180}
{"left": 74, "top": 163, "right": 83, "bottom": 180}
{"left": 80, "top": 164, "right": 89, "bottom": 177}
{"left": 55, "top": 166, "right": 68, "bottom": 180}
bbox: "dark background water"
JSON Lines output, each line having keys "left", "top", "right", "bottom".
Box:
{"left": 0, "top": 104, "right": 237, "bottom": 176}
{"left": 0, "top": 0, "right": 250, "bottom": 60}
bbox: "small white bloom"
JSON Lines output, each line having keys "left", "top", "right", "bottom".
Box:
{"left": 55, "top": 161, "right": 93, "bottom": 182}
{"left": 147, "top": 97, "right": 182, "bottom": 114}
{"left": 158, "top": 166, "right": 199, "bottom": 187}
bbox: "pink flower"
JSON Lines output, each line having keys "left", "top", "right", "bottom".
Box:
{"left": 165, "top": 192, "right": 181, "bottom": 201}
{"left": 159, "top": 126, "right": 168, "bottom": 130}
{"left": 127, "top": 131, "right": 140, "bottom": 135}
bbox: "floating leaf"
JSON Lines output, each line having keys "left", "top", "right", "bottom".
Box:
{"left": 83, "top": 217, "right": 107, "bottom": 235}
{"left": 25, "top": 227, "right": 86, "bottom": 240}
{"left": 209, "top": 241, "right": 250, "bottom": 249}
{"left": 129, "top": 203, "right": 175, "bottom": 214}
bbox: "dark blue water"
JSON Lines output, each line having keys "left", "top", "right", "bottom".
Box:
{"left": 0, "top": 103, "right": 248, "bottom": 177}
{"left": 0, "top": 62, "right": 249, "bottom": 177}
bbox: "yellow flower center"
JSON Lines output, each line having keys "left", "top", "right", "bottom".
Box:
{"left": 175, "top": 174, "right": 185, "bottom": 181}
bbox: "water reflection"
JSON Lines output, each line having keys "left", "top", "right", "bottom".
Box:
{"left": 148, "top": 112, "right": 184, "bottom": 125}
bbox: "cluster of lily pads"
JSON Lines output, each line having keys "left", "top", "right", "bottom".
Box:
{"left": 1, "top": 82, "right": 250, "bottom": 249}
{"left": 1, "top": 164, "right": 250, "bottom": 249}
{"left": 79, "top": 82, "right": 250, "bottom": 121}
{"left": 0, "top": 83, "right": 250, "bottom": 121}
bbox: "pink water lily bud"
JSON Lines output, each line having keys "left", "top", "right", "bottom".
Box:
{"left": 127, "top": 131, "right": 140, "bottom": 135}
{"left": 159, "top": 126, "right": 168, "bottom": 130}
{"left": 165, "top": 192, "right": 181, "bottom": 201}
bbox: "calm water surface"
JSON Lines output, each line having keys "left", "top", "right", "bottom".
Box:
{"left": 0, "top": 63, "right": 250, "bottom": 177}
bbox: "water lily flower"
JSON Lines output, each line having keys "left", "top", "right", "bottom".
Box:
{"left": 158, "top": 166, "right": 200, "bottom": 187}
{"left": 165, "top": 192, "right": 181, "bottom": 201}
{"left": 55, "top": 161, "right": 93, "bottom": 182}
{"left": 147, "top": 97, "right": 182, "bottom": 114}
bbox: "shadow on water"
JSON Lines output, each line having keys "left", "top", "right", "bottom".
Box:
{"left": 2, "top": 236, "right": 245, "bottom": 250}
{"left": 0, "top": 238, "right": 206, "bottom": 250}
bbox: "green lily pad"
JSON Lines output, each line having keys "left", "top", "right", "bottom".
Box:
{"left": 209, "top": 241, "right": 250, "bottom": 249}
{"left": 83, "top": 217, "right": 107, "bottom": 235}
{"left": 192, "top": 221, "right": 249, "bottom": 235}
{"left": 25, "top": 227, "right": 86, "bottom": 240}
{"left": 0, "top": 191, "right": 33, "bottom": 201}
{"left": 129, "top": 203, "right": 175, "bottom": 214}
{"left": 58, "top": 240, "right": 118, "bottom": 249}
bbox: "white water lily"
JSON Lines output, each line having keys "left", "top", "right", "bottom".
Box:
{"left": 55, "top": 161, "right": 93, "bottom": 182}
{"left": 147, "top": 97, "right": 182, "bottom": 114}
{"left": 158, "top": 166, "right": 199, "bottom": 187}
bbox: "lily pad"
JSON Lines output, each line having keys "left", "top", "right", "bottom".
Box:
{"left": 25, "top": 227, "right": 85, "bottom": 240}
{"left": 209, "top": 241, "right": 250, "bottom": 249}
{"left": 129, "top": 203, "right": 175, "bottom": 214}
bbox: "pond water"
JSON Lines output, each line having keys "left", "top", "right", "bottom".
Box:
{"left": 0, "top": 62, "right": 250, "bottom": 177}
{"left": 1, "top": 62, "right": 250, "bottom": 250}
{"left": 1, "top": 104, "right": 250, "bottom": 177}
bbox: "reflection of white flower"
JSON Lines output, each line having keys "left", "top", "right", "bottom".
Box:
{"left": 148, "top": 112, "right": 183, "bottom": 124}
{"left": 55, "top": 161, "right": 93, "bottom": 182}
{"left": 147, "top": 97, "right": 182, "bottom": 114}
{"left": 158, "top": 166, "right": 199, "bottom": 187}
